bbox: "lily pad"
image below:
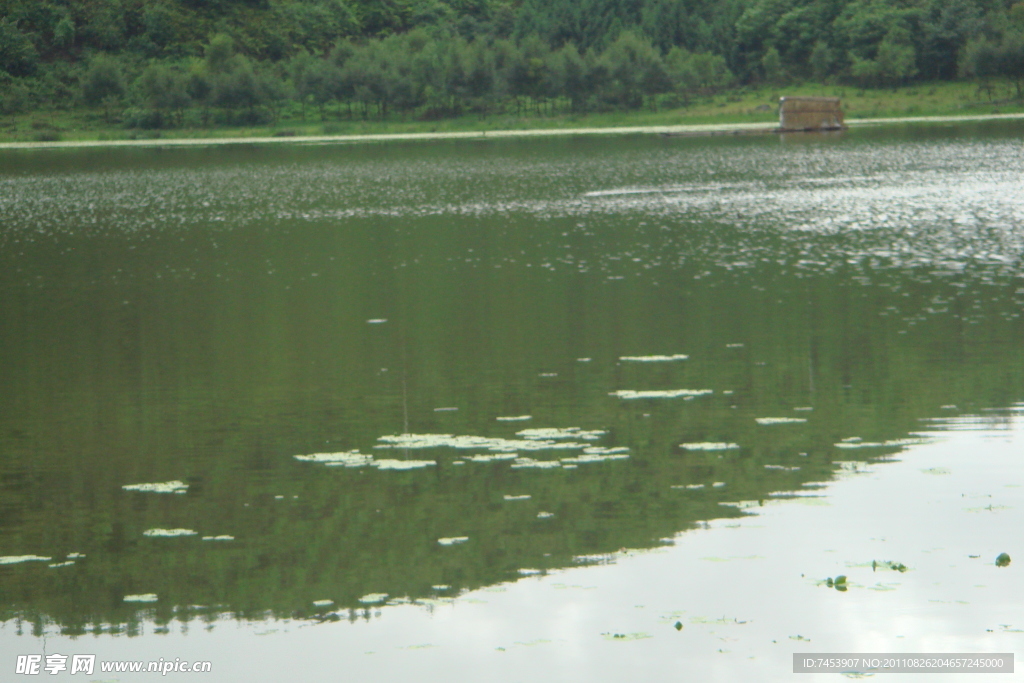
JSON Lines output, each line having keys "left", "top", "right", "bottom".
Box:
{"left": 995, "top": 553, "right": 1011, "bottom": 567}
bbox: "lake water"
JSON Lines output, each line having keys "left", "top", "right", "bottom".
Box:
{"left": 1, "top": 124, "right": 1022, "bottom": 681}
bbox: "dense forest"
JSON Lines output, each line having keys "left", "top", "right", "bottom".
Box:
{"left": 1, "top": 0, "right": 1023, "bottom": 126}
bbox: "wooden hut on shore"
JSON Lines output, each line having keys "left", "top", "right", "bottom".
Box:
{"left": 778, "top": 97, "right": 844, "bottom": 131}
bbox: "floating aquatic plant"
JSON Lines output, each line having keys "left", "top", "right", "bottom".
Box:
{"left": 0, "top": 555, "right": 52, "bottom": 565}
{"left": 143, "top": 528, "right": 198, "bottom": 537}
{"left": 872, "top": 560, "right": 907, "bottom": 572}
{"left": 377, "top": 433, "right": 588, "bottom": 452}
{"left": 510, "top": 457, "right": 563, "bottom": 469}
{"left": 825, "top": 575, "right": 848, "bottom": 591}
{"left": 755, "top": 417, "right": 807, "bottom": 425}
{"left": 516, "top": 427, "right": 606, "bottom": 441}
{"left": 996, "top": 553, "right": 1011, "bottom": 567}
{"left": 610, "top": 389, "right": 713, "bottom": 400}
{"left": 438, "top": 537, "right": 469, "bottom": 546}
{"left": 122, "top": 481, "right": 189, "bottom": 494}
{"left": 294, "top": 451, "right": 372, "bottom": 467}
{"left": 373, "top": 459, "right": 436, "bottom": 470}
{"left": 680, "top": 442, "right": 739, "bottom": 451}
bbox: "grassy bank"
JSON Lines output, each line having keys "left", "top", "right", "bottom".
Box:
{"left": 3, "top": 80, "right": 1024, "bottom": 145}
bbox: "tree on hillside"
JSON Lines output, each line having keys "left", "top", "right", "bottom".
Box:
{"left": 80, "top": 53, "right": 125, "bottom": 122}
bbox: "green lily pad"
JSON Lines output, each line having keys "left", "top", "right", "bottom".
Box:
{"left": 995, "top": 553, "right": 1011, "bottom": 567}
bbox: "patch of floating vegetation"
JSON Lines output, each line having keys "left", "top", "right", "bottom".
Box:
{"left": 610, "top": 389, "right": 713, "bottom": 400}
{"left": 511, "top": 457, "right": 563, "bottom": 469}
{"left": 0, "top": 555, "right": 52, "bottom": 565}
{"left": 619, "top": 354, "right": 689, "bottom": 362}
{"left": 294, "top": 450, "right": 373, "bottom": 466}
{"left": 516, "top": 427, "right": 606, "bottom": 441}
{"left": 293, "top": 449, "right": 434, "bottom": 470}
{"left": 496, "top": 415, "right": 532, "bottom": 422}
{"left": 201, "top": 535, "right": 234, "bottom": 541}
{"left": 358, "top": 593, "right": 389, "bottom": 604}
{"left": 559, "top": 452, "right": 630, "bottom": 464}
{"left": 122, "top": 480, "right": 188, "bottom": 494}
{"left": 123, "top": 594, "right": 158, "bottom": 603}
{"left": 437, "top": 537, "right": 469, "bottom": 546}
{"left": 834, "top": 437, "right": 930, "bottom": 449}
{"left": 583, "top": 446, "right": 629, "bottom": 455}
{"left": 873, "top": 560, "right": 908, "bottom": 572}
{"left": 144, "top": 528, "right": 198, "bottom": 537}
{"left": 312, "top": 599, "right": 334, "bottom": 607}
{"left": 602, "top": 632, "right": 653, "bottom": 641}
{"left": 374, "top": 459, "right": 437, "bottom": 470}
{"left": 376, "top": 433, "right": 589, "bottom": 452}
{"left": 824, "top": 575, "right": 848, "bottom": 591}
{"left": 503, "top": 494, "right": 531, "bottom": 501}
{"left": 463, "top": 453, "right": 519, "bottom": 463}
{"left": 755, "top": 417, "right": 808, "bottom": 425}
{"left": 680, "top": 442, "right": 739, "bottom": 451}
{"left": 996, "top": 553, "right": 1011, "bottom": 567}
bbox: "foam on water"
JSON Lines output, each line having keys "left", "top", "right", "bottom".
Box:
{"left": 619, "top": 354, "right": 689, "bottom": 362}
{"left": 755, "top": 417, "right": 808, "bottom": 425}
{"left": 123, "top": 594, "right": 158, "bottom": 603}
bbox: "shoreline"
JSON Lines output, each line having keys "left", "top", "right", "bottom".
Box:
{"left": 2, "top": 112, "right": 1023, "bottom": 151}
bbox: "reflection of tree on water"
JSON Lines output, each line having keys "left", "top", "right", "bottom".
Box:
{"left": 1, "top": 133, "right": 1022, "bottom": 633}
{"left": 2, "top": 260, "right": 1020, "bottom": 634}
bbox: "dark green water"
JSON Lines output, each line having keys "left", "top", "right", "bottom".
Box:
{"left": 1, "top": 125, "right": 1022, "bottom": 643}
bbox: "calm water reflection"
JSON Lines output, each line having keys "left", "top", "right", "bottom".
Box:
{"left": 1, "top": 124, "right": 1022, "bottom": 678}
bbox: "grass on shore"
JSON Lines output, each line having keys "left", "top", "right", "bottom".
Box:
{"left": 3, "top": 79, "right": 1023, "bottom": 144}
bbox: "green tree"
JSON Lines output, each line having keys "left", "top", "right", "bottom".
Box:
{"left": 135, "top": 63, "right": 190, "bottom": 126}
{"left": 0, "top": 18, "right": 39, "bottom": 77}
{"left": 761, "top": 45, "right": 783, "bottom": 84}
{"left": 80, "top": 53, "right": 125, "bottom": 122}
